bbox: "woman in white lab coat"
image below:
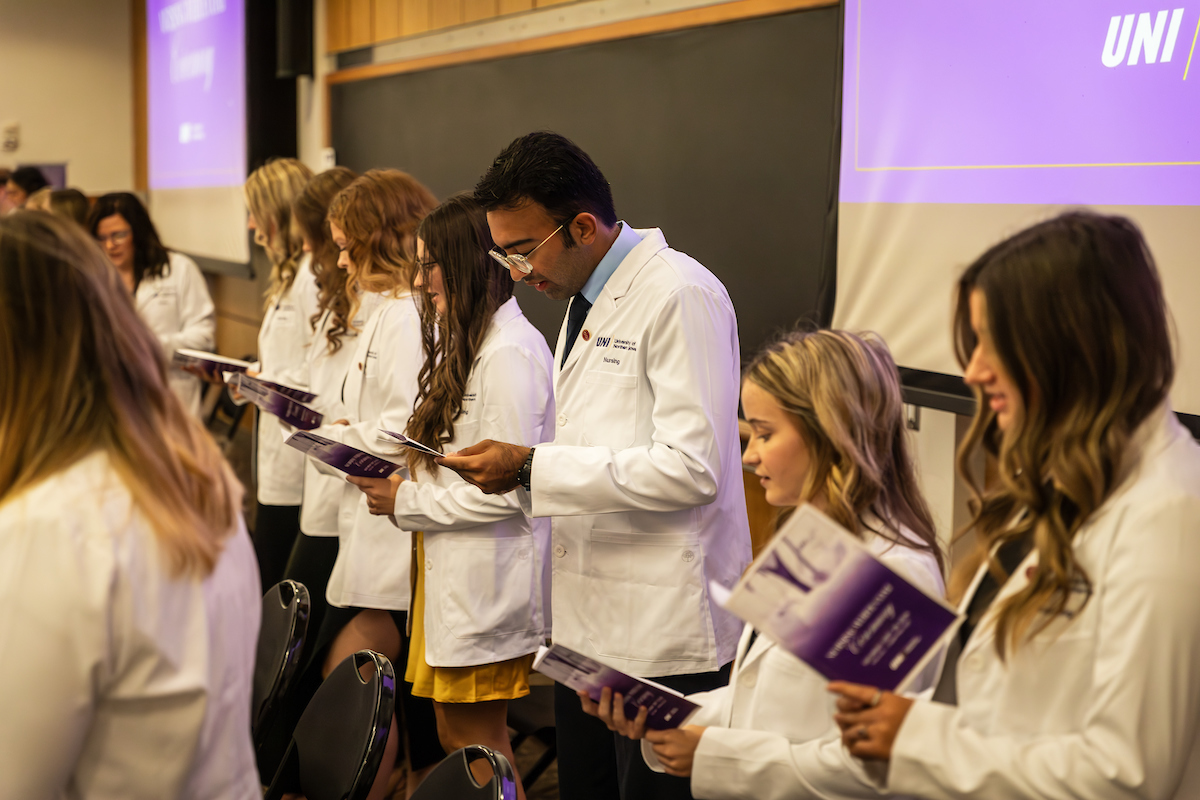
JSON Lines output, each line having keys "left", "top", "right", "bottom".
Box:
{"left": 243, "top": 157, "right": 319, "bottom": 592}
{"left": 88, "top": 192, "right": 215, "bottom": 416}
{"left": 829, "top": 212, "right": 1200, "bottom": 800}
{"left": 585, "top": 328, "right": 945, "bottom": 800}
{"left": 0, "top": 212, "right": 261, "bottom": 798}
{"left": 302, "top": 169, "right": 443, "bottom": 799}
{"left": 351, "top": 194, "right": 554, "bottom": 800}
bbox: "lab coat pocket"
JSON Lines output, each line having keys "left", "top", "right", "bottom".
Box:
{"left": 438, "top": 536, "right": 538, "bottom": 640}
{"left": 583, "top": 372, "right": 638, "bottom": 449}
{"left": 585, "top": 529, "right": 709, "bottom": 662}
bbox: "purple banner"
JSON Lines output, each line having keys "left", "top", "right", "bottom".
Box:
{"left": 842, "top": 0, "right": 1200, "bottom": 205}
{"left": 147, "top": 0, "right": 246, "bottom": 189}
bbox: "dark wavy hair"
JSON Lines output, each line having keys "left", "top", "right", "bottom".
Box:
{"left": 406, "top": 194, "right": 513, "bottom": 475}
{"left": 474, "top": 131, "right": 616, "bottom": 247}
{"left": 87, "top": 192, "right": 171, "bottom": 292}
{"left": 952, "top": 211, "right": 1173, "bottom": 659}
{"left": 294, "top": 167, "right": 358, "bottom": 351}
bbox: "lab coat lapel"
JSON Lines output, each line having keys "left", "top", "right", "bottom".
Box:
{"left": 556, "top": 228, "right": 668, "bottom": 381}
{"left": 345, "top": 298, "right": 387, "bottom": 413}
{"left": 958, "top": 548, "right": 1039, "bottom": 661}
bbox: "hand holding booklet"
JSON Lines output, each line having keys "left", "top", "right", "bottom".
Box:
{"left": 286, "top": 431, "right": 405, "bottom": 478}
{"left": 226, "top": 373, "right": 323, "bottom": 431}
{"left": 172, "top": 348, "right": 252, "bottom": 380}
{"left": 533, "top": 644, "right": 701, "bottom": 730}
{"left": 720, "top": 504, "right": 960, "bottom": 692}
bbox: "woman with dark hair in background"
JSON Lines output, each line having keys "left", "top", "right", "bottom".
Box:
{"left": 351, "top": 194, "right": 555, "bottom": 799}
{"left": 242, "top": 157, "right": 318, "bottom": 592}
{"left": 5, "top": 166, "right": 49, "bottom": 209}
{"left": 0, "top": 212, "right": 260, "bottom": 797}
{"left": 828, "top": 212, "right": 1200, "bottom": 800}
{"left": 88, "top": 192, "right": 215, "bottom": 417}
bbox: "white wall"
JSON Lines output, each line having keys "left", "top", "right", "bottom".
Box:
{"left": 0, "top": 0, "right": 135, "bottom": 193}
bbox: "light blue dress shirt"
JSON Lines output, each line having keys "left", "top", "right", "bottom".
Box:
{"left": 579, "top": 221, "right": 642, "bottom": 305}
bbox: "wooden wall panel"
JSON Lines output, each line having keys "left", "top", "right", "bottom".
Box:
{"left": 498, "top": 0, "right": 533, "bottom": 13}
{"left": 535, "top": 0, "right": 574, "bottom": 6}
{"left": 401, "top": 0, "right": 431, "bottom": 35}
{"left": 374, "top": 0, "right": 403, "bottom": 41}
{"left": 464, "top": 0, "right": 497, "bottom": 24}
{"left": 430, "top": 0, "right": 464, "bottom": 30}
{"left": 347, "top": 0, "right": 375, "bottom": 47}
{"left": 327, "top": 0, "right": 349, "bottom": 51}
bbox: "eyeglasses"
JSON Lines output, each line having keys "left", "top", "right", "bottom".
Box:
{"left": 488, "top": 224, "right": 563, "bottom": 276}
{"left": 95, "top": 230, "right": 132, "bottom": 246}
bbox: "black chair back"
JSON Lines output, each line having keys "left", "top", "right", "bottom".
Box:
{"left": 411, "top": 745, "right": 518, "bottom": 800}
{"left": 252, "top": 580, "right": 310, "bottom": 750}
{"left": 264, "top": 650, "right": 396, "bottom": 800}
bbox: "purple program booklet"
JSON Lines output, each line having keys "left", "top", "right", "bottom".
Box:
{"left": 533, "top": 644, "right": 701, "bottom": 730}
{"left": 257, "top": 379, "right": 316, "bottom": 404}
{"left": 379, "top": 429, "right": 441, "bottom": 458}
{"left": 721, "top": 504, "right": 960, "bottom": 693}
{"left": 285, "top": 431, "right": 404, "bottom": 478}
{"left": 172, "top": 348, "right": 252, "bottom": 381}
{"left": 227, "top": 373, "right": 323, "bottom": 431}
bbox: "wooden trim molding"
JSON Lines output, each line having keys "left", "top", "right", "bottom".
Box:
{"left": 133, "top": 0, "right": 148, "bottom": 191}
{"left": 326, "top": 0, "right": 835, "bottom": 87}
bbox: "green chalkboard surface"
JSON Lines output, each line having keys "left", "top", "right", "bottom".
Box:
{"left": 331, "top": 6, "right": 841, "bottom": 360}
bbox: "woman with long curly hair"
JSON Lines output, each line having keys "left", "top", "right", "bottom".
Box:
{"left": 828, "top": 212, "right": 1200, "bottom": 800}
{"left": 350, "top": 194, "right": 555, "bottom": 799}
{"left": 0, "top": 211, "right": 260, "bottom": 796}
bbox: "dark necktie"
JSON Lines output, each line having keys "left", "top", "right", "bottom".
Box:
{"left": 560, "top": 292, "right": 592, "bottom": 369}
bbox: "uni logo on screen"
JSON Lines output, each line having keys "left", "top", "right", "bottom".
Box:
{"left": 1102, "top": 8, "right": 1188, "bottom": 66}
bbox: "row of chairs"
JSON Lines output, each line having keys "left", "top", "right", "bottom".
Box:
{"left": 253, "top": 580, "right": 525, "bottom": 800}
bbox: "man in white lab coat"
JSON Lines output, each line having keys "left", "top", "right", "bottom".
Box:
{"left": 439, "top": 132, "right": 752, "bottom": 800}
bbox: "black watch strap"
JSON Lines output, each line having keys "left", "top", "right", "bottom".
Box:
{"left": 517, "top": 447, "right": 536, "bottom": 492}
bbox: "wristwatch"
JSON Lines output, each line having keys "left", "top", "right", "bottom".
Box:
{"left": 517, "top": 447, "right": 536, "bottom": 492}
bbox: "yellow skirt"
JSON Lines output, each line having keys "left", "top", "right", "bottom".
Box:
{"left": 406, "top": 532, "right": 534, "bottom": 703}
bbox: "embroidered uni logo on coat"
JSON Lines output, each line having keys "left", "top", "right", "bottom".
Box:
{"left": 594, "top": 336, "right": 613, "bottom": 348}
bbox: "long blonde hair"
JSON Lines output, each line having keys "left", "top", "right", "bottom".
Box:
{"left": 744, "top": 329, "right": 943, "bottom": 572}
{"left": 952, "top": 212, "right": 1172, "bottom": 659}
{"left": 0, "top": 212, "right": 243, "bottom": 577}
{"left": 326, "top": 169, "right": 437, "bottom": 324}
{"left": 245, "top": 158, "right": 314, "bottom": 306}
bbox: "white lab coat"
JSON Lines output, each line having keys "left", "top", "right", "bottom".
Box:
{"left": 389, "top": 297, "right": 555, "bottom": 667}
{"left": 135, "top": 251, "right": 215, "bottom": 417}
{"left": 655, "top": 520, "right": 945, "bottom": 800}
{"left": 316, "top": 291, "right": 424, "bottom": 611}
{"left": 0, "top": 450, "right": 262, "bottom": 799}
{"left": 877, "top": 403, "right": 1200, "bottom": 800}
{"left": 300, "top": 294, "right": 380, "bottom": 536}
{"left": 520, "top": 225, "right": 753, "bottom": 678}
{"left": 254, "top": 253, "right": 320, "bottom": 506}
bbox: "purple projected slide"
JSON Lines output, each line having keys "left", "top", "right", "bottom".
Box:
{"left": 841, "top": 0, "right": 1200, "bottom": 205}
{"left": 147, "top": 0, "right": 245, "bottom": 189}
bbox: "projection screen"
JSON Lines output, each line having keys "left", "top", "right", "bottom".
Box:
{"left": 834, "top": 0, "right": 1200, "bottom": 414}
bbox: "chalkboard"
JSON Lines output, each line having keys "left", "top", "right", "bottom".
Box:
{"left": 331, "top": 7, "right": 841, "bottom": 360}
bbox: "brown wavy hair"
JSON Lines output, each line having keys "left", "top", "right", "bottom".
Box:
{"left": 952, "top": 211, "right": 1172, "bottom": 659}
{"left": 293, "top": 167, "right": 358, "bottom": 353}
{"left": 405, "top": 194, "right": 514, "bottom": 476}
{"left": 744, "top": 329, "right": 943, "bottom": 572}
{"left": 245, "top": 158, "right": 314, "bottom": 307}
{"left": 0, "top": 212, "right": 242, "bottom": 576}
{"left": 326, "top": 169, "right": 437, "bottom": 325}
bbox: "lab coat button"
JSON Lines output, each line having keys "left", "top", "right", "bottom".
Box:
{"left": 682, "top": 550, "right": 695, "bottom": 562}
{"left": 554, "top": 545, "right": 567, "bottom": 558}
{"left": 425, "top": 558, "right": 433, "bottom": 571}
{"left": 558, "top": 414, "right": 568, "bottom": 427}
{"left": 966, "top": 654, "right": 983, "bottom": 671}
{"left": 518, "top": 549, "right": 530, "bottom": 560}
{"left": 740, "top": 671, "right": 757, "bottom": 688}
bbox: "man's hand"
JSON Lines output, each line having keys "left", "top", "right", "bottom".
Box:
{"left": 578, "top": 688, "right": 649, "bottom": 739}
{"left": 436, "top": 440, "right": 529, "bottom": 494}
{"left": 829, "top": 682, "right": 913, "bottom": 761}
{"left": 347, "top": 472, "right": 405, "bottom": 516}
{"left": 645, "top": 725, "right": 706, "bottom": 778}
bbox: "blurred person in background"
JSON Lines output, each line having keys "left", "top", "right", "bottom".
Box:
{"left": 5, "top": 166, "right": 49, "bottom": 209}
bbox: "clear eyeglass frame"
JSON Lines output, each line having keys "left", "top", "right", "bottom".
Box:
{"left": 488, "top": 224, "right": 564, "bottom": 277}
{"left": 95, "top": 230, "right": 132, "bottom": 246}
